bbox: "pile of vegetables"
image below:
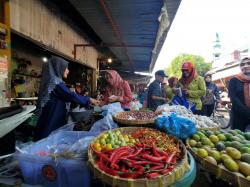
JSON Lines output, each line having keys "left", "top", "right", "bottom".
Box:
{"left": 91, "top": 128, "right": 182, "bottom": 179}
{"left": 156, "top": 104, "right": 220, "bottom": 129}
{"left": 131, "top": 128, "right": 180, "bottom": 157}
{"left": 115, "top": 111, "right": 157, "bottom": 121}
{"left": 92, "top": 144, "right": 177, "bottom": 179}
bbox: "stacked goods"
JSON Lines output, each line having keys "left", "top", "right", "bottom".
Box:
{"left": 187, "top": 129, "right": 250, "bottom": 185}
{"left": 89, "top": 127, "right": 189, "bottom": 187}
{"left": 156, "top": 105, "right": 220, "bottom": 129}
{"left": 113, "top": 111, "right": 157, "bottom": 125}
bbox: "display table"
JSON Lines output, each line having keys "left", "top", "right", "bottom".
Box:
{"left": 12, "top": 97, "right": 38, "bottom": 106}
{"left": 0, "top": 105, "right": 36, "bottom": 138}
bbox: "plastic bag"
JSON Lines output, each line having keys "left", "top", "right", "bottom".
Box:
{"left": 155, "top": 113, "right": 197, "bottom": 139}
{"left": 15, "top": 131, "right": 99, "bottom": 160}
{"left": 90, "top": 114, "right": 118, "bottom": 134}
{"left": 130, "top": 100, "right": 142, "bottom": 111}
{"left": 101, "top": 102, "right": 124, "bottom": 116}
{"left": 171, "top": 92, "right": 196, "bottom": 113}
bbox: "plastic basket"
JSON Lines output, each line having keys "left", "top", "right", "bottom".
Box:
{"left": 15, "top": 131, "right": 98, "bottom": 187}
{"left": 173, "top": 151, "right": 196, "bottom": 187}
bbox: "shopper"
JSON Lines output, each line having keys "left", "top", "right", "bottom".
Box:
{"left": 101, "top": 70, "right": 132, "bottom": 108}
{"left": 179, "top": 61, "right": 206, "bottom": 115}
{"left": 228, "top": 57, "right": 250, "bottom": 131}
{"left": 147, "top": 70, "right": 168, "bottom": 110}
{"left": 165, "top": 76, "right": 179, "bottom": 100}
{"left": 201, "top": 73, "right": 221, "bottom": 117}
{"left": 34, "top": 56, "right": 99, "bottom": 141}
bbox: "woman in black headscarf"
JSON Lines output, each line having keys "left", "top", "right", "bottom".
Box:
{"left": 34, "top": 56, "right": 99, "bottom": 141}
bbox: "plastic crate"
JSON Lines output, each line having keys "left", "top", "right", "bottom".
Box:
{"left": 15, "top": 131, "right": 98, "bottom": 187}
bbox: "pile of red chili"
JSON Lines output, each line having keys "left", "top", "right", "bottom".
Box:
{"left": 131, "top": 128, "right": 181, "bottom": 158}
{"left": 92, "top": 144, "right": 178, "bottom": 179}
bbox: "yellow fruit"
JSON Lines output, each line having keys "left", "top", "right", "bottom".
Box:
{"left": 223, "top": 158, "right": 239, "bottom": 172}
{"left": 93, "top": 143, "right": 101, "bottom": 150}
{"left": 226, "top": 147, "right": 241, "bottom": 160}
{"left": 106, "top": 143, "right": 113, "bottom": 151}
{"left": 124, "top": 137, "right": 130, "bottom": 142}
{"left": 201, "top": 137, "right": 211, "bottom": 145}
{"left": 189, "top": 139, "right": 197, "bottom": 147}
{"left": 206, "top": 156, "right": 217, "bottom": 165}
{"left": 209, "top": 135, "right": 219, "bottom": 144}
{"left": 95, "top": 146, "right": 102, "bottom": 151}
{"left": 247, "top": 176, "right": 250, "bottom": 180}
{"left": 238, "top": 161, "right": 250, "bottom": 176}
{"left": 208, "top": 150, "right": 221, "bottom": 162}
{"left": 221, "top": 154, "right": 232, "bottom": 162}
{"left": 197, "top": 148, "right": 208, "bottom": 158}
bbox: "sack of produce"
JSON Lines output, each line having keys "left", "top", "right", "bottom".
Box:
{"left": 155, "top": 113, "right": 197, "bottom": 139}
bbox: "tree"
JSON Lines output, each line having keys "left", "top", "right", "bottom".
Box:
{"left": 166, "top": 53, "right": 211, "bottom": 78}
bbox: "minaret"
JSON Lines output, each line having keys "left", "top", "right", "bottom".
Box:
{"left": 213, "top": 32, "right": 221, "bottom": 60}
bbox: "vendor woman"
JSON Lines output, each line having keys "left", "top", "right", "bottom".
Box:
{"left": 101, "top": 70, "right": 132, "bottom": 108}
{"left": 34, "top": 56, "right": 99, "bottom": 141}
{"left": 179, "top": 61, "right": 206, "bottom": 115}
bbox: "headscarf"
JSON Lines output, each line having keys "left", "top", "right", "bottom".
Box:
{"left": 179, "top": 61, "right": 198, "bottom": 87}
{"left": 235, "top": 59, "right": 250, "bottom": 107}
{"left": 105, "top": 70, "right": 124, "bottom": 88}
{"left": 104, "top": 70, "right": 126, "bottom": 97}
{"left": 37, "top": 56, "right": 69, "bottom": 109}
{"left": 204, "top": 73, "right": 212, "bottom": 87}
{"left": 168, "top": 76, "right": 178, "bottom": 88}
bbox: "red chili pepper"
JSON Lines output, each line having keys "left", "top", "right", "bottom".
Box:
{"left": 111, "top": 150, "right": 130, "bottom": 168}
{"left": 97, "top": 161, "right": 118, "bottom": 176}
{"left": 142, "top": 154, "right": 166, "bottom": 162}
{"left": 109, "top": 146, "right": 130, "bottom": 162}
{"left": 156, "top": 148, "right": 169, "bottom": 157}
{"left": 160, "top": 167, "right": 174, "bottom": 175}
{"left": 166, "top": 153, "right": 176, "bottom": 164}
{"left": 146, "top": 172, "right": 160, "bottom": 179}
{"left": 152, "top": 147, "right": 161, "bottom": 157}
{"left": 127, "top": 148, "right": 143, "bottom": 158}
{"left": 150, "top": 165, "right": 164, "bottom": 170}
{"left": 92, "top": 147, "right": 111, "bottom": 163}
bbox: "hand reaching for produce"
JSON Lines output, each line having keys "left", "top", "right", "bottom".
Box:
{"left": 90, "top": 98, "right": 100, "bottom": 106}
{"left": 109, "top": 95, "right": 120, "bottom": 103}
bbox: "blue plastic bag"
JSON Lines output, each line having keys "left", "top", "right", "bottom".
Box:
{"left": 155, "top": 113, "right": 197, "bottom": 139}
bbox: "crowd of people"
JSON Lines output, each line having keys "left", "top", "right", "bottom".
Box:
{"left": 35, "top": 55, "right": 250, "bottom": 141}
{"left": 141, "top": 61, "right": 219, "bottom": 116}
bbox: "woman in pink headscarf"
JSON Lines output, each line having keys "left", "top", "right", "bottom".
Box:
{"left": 101, "top": 70, "right": 132, "bottom": 108}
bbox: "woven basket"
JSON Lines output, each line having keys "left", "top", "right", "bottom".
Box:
{"left": 88, "top": 127, "right": 189, "bottom": 187}
{"left": 113, "top": 112, "right": 156, "bottom": 126}
{"left": 186, "top": 140, "right": 250, "bottom": 187}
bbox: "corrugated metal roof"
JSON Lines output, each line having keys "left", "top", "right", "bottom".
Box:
{"left": 68, "top": 0, "right": 181, "bottom": 72}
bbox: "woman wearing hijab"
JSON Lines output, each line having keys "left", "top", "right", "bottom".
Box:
{"left": 179, "top": 61, "right": 206, "bottom": 115}
{"left": 201, "top": 73, "right": 221, "bottom": 117}
{"left": 101, "top": 70, "right": 132, "bottom": 108}
{"left": 34, "top": 56, "right": 99, "bottom": 141}
{"left": 228, "top": 57, "right": 250, "bottom": 131}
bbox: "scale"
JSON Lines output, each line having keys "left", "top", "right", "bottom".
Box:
{"left": 0, "top": 0, "right": 11, "bottom": 107}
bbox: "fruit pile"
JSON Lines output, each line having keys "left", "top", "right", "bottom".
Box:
{"left": 92, "top": 130, "right": 136, "bottom": 151}
{"left": 116, "top": 111, "right": 157, "bottom": 121}
{"left": 188, "top": 129, "right": 250, "bottom": 178}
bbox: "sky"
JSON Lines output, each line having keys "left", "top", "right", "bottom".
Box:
{"left": 153, "top": 0, "right": 250, "bottom": 73}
